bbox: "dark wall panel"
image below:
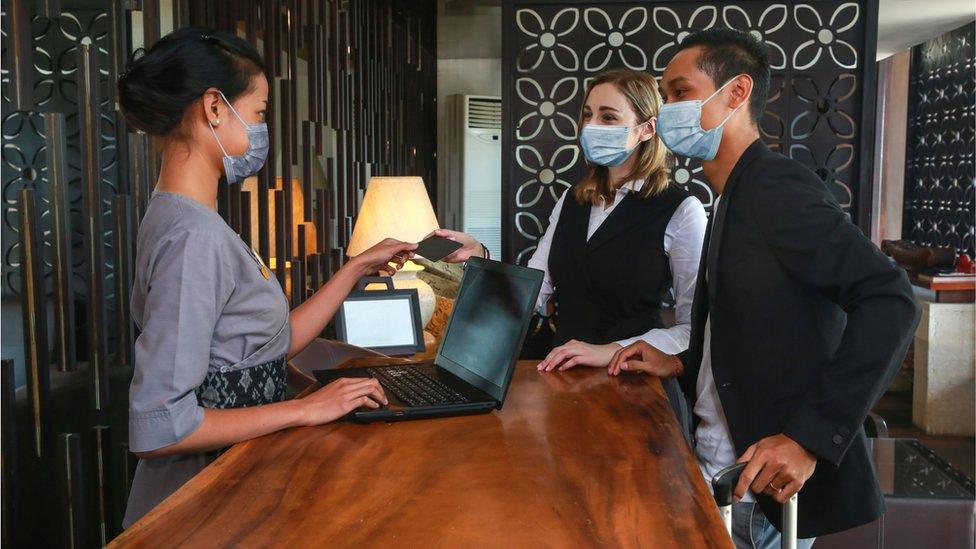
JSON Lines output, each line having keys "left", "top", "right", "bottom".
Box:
{"left": 903, "top": 22, "right": 975, "bottom": 259}
{"left": 502, "top": 0, "right": 878, "bottom": 263}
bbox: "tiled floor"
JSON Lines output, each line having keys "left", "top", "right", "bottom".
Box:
{"left": 873, "top": 391, "right": 975, "bottom": 480}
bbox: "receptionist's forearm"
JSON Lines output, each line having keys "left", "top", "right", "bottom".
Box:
{"left": 286, "top": 259, "right": 367, "bottom": 359}
{"left": 134, "top": 400, "right": 306, "bottom": 458}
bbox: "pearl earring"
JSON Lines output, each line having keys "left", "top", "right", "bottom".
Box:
{"left": 213, "top": 118, "right": 220, "bottom": 125}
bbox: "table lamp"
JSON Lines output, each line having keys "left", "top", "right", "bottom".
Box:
{"left": 347, "top": 176, "right": 439, "bottom": 326}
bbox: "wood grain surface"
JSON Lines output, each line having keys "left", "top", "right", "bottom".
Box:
{"left": 109, "top": 360, "right": 731, "bottom": 548}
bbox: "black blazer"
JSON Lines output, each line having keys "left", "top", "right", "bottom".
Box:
{"left": 679, "top": 140, "right": 920, "bottom": 538}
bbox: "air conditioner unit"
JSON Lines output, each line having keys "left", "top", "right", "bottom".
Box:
{"left": 440, "top": 95, "right": 502, "bottom": 256}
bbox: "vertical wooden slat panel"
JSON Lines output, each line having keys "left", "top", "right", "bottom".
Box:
{"left": 315, "top": 187, "right": 332, "bottom": 276}
{"left": 301, "top": 121, "right": 314, "bottom": 221}
{"left": 78, "top": 41, "right": 110, "bottom": 410}
{"left": 241, "top": 190, "right": 253, "bottom": 248}
{"left": 58, "top": 433, "right": 87, "bottom": 548}
{"left": 307, "top": 20, "right": 318, "bottom": 124}
{"left": 92, "top": 425, "right": 111, "bottom": 546}
{"left": 128, "top": 132, "right": 151, "bottom": 223}
{"left": 0, "top": 359, "right": 13, "bottom": 545}
{"left": 216, "top": 179, "right": 230, "bottom": 220}
{"left": 292, "top": 224, "right": 311, "bottom": 298}
{"left": 274, "top": 188, "right": 287, "bottom": 287}
{"left": 142, "top": 0, "right": 163, "bottom": 184}
{"left": 118, "top": 442, "right": 137, "bottom": 530}
{"left": 19, "top": 189, "right": 50, "bottom": 460}
{"left": 172, "top": 0, "right": 191, "bottom": 28}
{"left": 38, "top": 0, "right": 61, "bottom": 17}
{"left": 287, "top": 0, "right": 299, "bottom": 167}
{"left": 279, "top": 79, "right": 294, "bottom": 264}
{"left": 110, "top": 0, "right": 130, "bottom": 194}
{"left": 113, "top": 195, "right": 134, "bottom": 367}
{"left": 258, "top": 173, "right": 271, "bottom": 264}
{"left": 8, "top": 0, "right": 34, "bottom": 111}
{"left": 45, "top": 113, "right": 77, "bottom": 373}
{"left": 290, "top": 258, "right": 303, "bottom": 307}
{"left": 328, "top": 0, "right": 339, "bottom": 129}
{"left": 229, "top": 182, "right": 242, "bottom": 235}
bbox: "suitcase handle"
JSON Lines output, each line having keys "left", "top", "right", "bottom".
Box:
{"left": 711, "top": 462, "right": 798, "bottom": 549}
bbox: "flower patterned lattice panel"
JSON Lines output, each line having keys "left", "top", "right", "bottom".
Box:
{"left": 904, "top": 23, "right": 976, "bottom": 258}
{"left": 1, "top": 9, "right": 119, "bottom": 302}
{"left": 506, "top": 1, "right": 870, "bottom": 264}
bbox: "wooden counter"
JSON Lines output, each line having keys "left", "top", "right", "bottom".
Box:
{"left": 110, "top": 360, "right": 730, "bottom": 548}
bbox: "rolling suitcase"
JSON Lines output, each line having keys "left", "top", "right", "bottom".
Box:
{"left": 712, "top": 462, "right": 799, "bottom": 549}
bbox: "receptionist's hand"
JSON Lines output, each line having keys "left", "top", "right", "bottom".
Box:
{"left": 537, "top": 340, "right": 621, "bottom": 372}
{"left": 350, "top": 238, "right": 417, "bottom": 276}
{"left": 425, "top": 229, "right": 486, "bottom": 263}
{"left": 607, "top": 340, "right": 683, "bottom": 378}
{"left": 300, "top": 377, "right": 388, "bottom": 425}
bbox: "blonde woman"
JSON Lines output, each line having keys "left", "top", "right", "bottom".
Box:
{"left": 439, "top": 69, "right": 706, "bottom": 375}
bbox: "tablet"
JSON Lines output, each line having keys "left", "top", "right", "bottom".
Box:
{"left": 334, "top": 289, "right": 425, "bottom": 356}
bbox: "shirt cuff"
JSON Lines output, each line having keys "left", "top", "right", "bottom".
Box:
{"left": 129, "top": 393, "right": 205, "bottom": 453}
{"left": 616, "top": 328, "right": 687, "bottom": 356}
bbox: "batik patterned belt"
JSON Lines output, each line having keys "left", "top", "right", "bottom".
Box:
{"left": 195, "top": 356, "right": 287, "bottom": 409}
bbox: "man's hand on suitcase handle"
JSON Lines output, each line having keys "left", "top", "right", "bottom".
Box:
{"left": 735, "top": 434, "right": 817, "bottom": 504}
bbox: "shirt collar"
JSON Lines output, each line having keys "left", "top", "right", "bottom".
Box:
{"left": 597, "top": 179, "right": 645, "bottom": 203}
{"left": 624, "top": 179, "right": 645, "bottom": 193}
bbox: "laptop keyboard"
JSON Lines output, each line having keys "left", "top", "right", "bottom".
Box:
{"left": 370, "top": 366, "right": 470, "bottom": 407}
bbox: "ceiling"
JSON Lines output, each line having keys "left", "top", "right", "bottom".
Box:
{"left": 876, "top": 0, "right": 973, "bottom": 59}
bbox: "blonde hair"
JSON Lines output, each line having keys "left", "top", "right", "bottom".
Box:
{"left": 574, "top": 69, "right": 672, "bottom": 205}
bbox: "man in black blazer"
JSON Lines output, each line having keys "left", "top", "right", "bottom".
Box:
{"left": 608, "top": 29, "right": 919, "bottom": 546}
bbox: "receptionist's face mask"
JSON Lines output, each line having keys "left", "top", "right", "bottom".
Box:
{"left": 656, "top": 77, "right": 743, "bottom": 161}
{"left": 208, "top": 90, "right": 270, "bottom": 184}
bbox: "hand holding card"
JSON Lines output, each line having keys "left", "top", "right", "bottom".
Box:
{"left": 414, "top": 235, "right": 464, "bottom": 262}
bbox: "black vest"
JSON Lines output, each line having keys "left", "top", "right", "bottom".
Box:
{"left": 548, "top": 185, "right": 690, "bottom": 346}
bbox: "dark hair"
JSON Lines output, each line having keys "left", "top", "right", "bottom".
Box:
{"left": 675, "top": 28, "right": 770, "bottom": 126}
{"left": 117, "top": 27, "right": 265, "bottom": 137}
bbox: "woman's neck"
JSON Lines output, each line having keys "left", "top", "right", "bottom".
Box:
{"left": 154, "top": 139, "right": 222, "bottom": 210}
{"left": 606, "top": 152, "right": 638, "bottom": 191}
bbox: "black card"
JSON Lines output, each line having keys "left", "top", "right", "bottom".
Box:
{"left": 414, "top": 235, "right": 464, "bottom": 261}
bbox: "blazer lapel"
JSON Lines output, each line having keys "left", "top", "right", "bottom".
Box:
{"left": 704, "top": 139, "right": 769, "bottom": 304}
{"left": 706, "top": 193, "right": 730, "bottom": 304}
{"left": 683, "top": 217, "right": 712, "bottom": 389}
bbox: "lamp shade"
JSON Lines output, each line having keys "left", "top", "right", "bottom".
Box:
{"left": 346, "top": 176, "right": 440, "bottom": 257}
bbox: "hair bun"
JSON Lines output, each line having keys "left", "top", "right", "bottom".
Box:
{"left": 116, "top": 27, "right": 264, "bottom": 138}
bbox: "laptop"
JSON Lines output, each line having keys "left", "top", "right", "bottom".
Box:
{"left": 313, "top": 257, "right": 543, "bottom": 423}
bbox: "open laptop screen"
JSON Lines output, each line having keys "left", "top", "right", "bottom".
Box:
{"left": 436, "top": 258, "right": 543, "bottom": 403}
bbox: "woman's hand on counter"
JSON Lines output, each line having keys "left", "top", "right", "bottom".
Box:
{"left": 537, "top": 340, "right": 622, "bottom": 372}
{"left": 299, "top": 377, "right": 388, "bottom": 426}
{"left": 425, "top": 229, "right": 486, "bottom": 263}
{"left": 607, "top": 340, "right": 683, "bottom": 378}
{"left": 349, "top": 238, "right": 417, "bottom": 276}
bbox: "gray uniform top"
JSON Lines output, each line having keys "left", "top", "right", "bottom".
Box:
{"left": 123, "top": 191, "right": 291, "bottom": 527}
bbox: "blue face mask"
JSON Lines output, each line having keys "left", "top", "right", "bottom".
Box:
{"left": 208, "top": 91, "right": 270, "bottom": 184}
{"left": 579, "top": 122, "right": 648, "bottom": 167}
{"left": 657, "top": 78, "right": 742, "bottom": 161}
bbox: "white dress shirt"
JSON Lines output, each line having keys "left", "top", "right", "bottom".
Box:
{"left": 693, "top": 195, "right": 755, "bottom": 502}
{"left": 527, "top": 180, "right": 707, "bottom": 354}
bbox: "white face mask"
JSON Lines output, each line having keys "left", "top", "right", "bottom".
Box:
{"left": 656, "top": 77, "right": 743, "bottom": 161}
{"left": 578, "top": 121, "right": 650, "bottom": 167}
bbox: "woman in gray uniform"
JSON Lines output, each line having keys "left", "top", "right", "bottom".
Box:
{"left": 117, "top": 27, "right": 415, "bottom": 526}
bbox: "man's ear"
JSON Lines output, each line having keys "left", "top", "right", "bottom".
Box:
{"left": 729, "top": 74, "right": 753, "bottom": 110}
